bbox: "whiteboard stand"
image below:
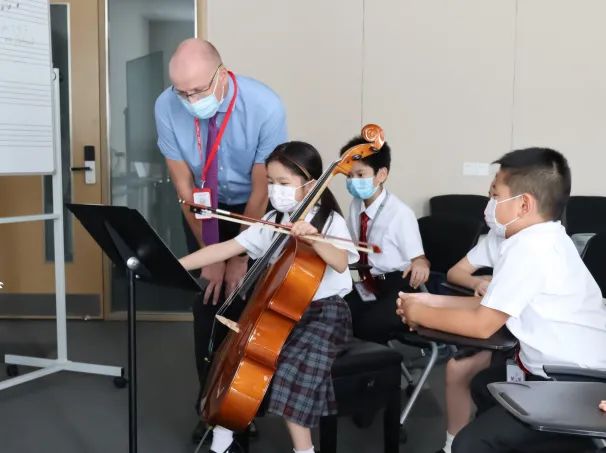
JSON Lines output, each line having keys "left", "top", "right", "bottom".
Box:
{"left": 0, "top": 69, "right": 123, "bottom": 392}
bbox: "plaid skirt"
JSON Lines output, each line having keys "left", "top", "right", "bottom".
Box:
{"left": 266, "top": 295, "right": 352, "bottom": 428}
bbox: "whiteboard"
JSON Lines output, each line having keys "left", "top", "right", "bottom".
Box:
{"left": 0, "top": 0, "right": 54, "bottom": 174}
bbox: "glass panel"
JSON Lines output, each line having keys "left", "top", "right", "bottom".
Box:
{"left": 44, "top": 4, "right": 73, "bottom": 262}
{"left": 107, "top": 0, "right": 195, "bottom": 313}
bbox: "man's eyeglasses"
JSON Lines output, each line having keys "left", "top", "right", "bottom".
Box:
{"left": 172, "top": 64, "right": 222, "bottom": 102}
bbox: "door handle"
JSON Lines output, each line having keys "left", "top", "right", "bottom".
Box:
{"left": 72, "top": 146, "right": 96, "bottom": 184}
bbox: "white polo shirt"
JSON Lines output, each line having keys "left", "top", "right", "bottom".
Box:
{"left": 235, "top": 208, "right": 358, "bottom": 300}
{"left": 347, "top": 188, "right": 425, "bottom": 276}
{"left": 467, "top": 229, "right": 503, "bottom": 269}
{"left": 481, "top": 221, "right": 606, "bottom": 376}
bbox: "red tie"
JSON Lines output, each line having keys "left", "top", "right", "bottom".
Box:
{"left": 359, "top": 212, "right": 376, "bottom": 293}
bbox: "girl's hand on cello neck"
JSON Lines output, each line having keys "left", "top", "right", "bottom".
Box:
{"left": 290, "top": 220, "right": 349, "bottom": 273}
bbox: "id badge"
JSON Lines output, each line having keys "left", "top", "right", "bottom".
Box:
{"left": 354, "top": 281, "right": 377, "bottom": 302}
{"left": 506, "top": 359, "right": 526, "bottom": 383}
{"left": 193, "top": 188, "right": 212, "bottom": 220}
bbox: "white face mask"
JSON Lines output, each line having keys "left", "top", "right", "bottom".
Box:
{"left": 484, "top": 195, "right": 522, "bottom": 237}
{"left": 268, "top": 181, "right": 312, "bottom": 213}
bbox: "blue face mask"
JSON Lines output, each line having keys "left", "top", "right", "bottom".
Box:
{"left": 346, "top": 177, "right": 378, "bottom": 200}
{"left": 178, "top": 73, "right": 223, "bottom": 119}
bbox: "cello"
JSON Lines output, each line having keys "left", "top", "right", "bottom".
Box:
{"left": 200, "top": 124, "right": 385, "bottom": 431}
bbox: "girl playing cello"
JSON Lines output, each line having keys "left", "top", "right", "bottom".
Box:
{"left": 180, "top": 141, "right": 359, "bottom": 453}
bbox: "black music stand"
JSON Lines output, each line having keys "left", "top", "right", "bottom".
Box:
{"left": 67, "top": 203, "right": 203, "bottom": 453}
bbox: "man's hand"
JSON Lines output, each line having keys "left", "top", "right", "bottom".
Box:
{"left": 402, "top": 256, "right": 430, "bottom": 289}
{"left": 599, "top": 400, "right": 606, "bottom": 412}
{"left": 224, "top": 255, "right": 249, "bottom": 299}
{"left": 201, "top": 261, "right": 226, "bottom": 305}
{"left": 396, "top": 292, "right": 422, "bottom": 330}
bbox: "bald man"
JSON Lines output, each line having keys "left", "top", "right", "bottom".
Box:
{"left": 155, "top": 38, "right": 287, "bottom": 443}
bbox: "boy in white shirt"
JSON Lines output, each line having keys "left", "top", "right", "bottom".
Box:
{"left": 397, "top": 147, "right": 606, "bottom": 452}
{"left": 438, "top": 227, "right": 503, "bottom": 453}
{"left": 340, "top": 136, "right": 430, "bottom": 343}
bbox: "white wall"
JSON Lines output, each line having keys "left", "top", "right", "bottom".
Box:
{"left": 207, "top": 0, "right": 606, "bottom": 216}
{"left": 512, "top": 0, "right": 606, "bottom": 196}
{"left": 207, "top": 0, "right": 363, "bottom": 204}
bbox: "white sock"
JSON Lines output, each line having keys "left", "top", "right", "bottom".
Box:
{"left": 443, "top": 431, "right": 454, "bottom": 453}
{"left": 210, "top": 426, "right": 234, "bottom": 453}
{"left": 293, "top": 447, "right": 315, "bottom": 453}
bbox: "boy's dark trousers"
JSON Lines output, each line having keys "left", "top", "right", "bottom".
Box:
{"left": 452, "top": 363, "right": 594, "bottom": 453}
{"left": 345, "top": 271, "right": 419, "bottom": 344}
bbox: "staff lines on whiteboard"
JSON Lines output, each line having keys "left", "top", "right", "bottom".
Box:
{"left": 0, "top": 84, "right": 50, "bottom": 94}
{"left": 0, "top": 144, "right": 52, "bottom": 148}
{"left": 0, "top": 36, "right": 47, "bottom": 49}
{"left": 0, "top": 15, "right": 47, "bottom": 26}
{"left": 0, "top": 6, "right": 48, "bottom": 21}
{"left": 0, "top": 79, "right": 49, "bottom": 87}
{"left": 0, "top": 132, "right": 53, "bottom": 137}
{"left": 0, "top": 100, "right": 51, "bottom": 107}
{"left": 0, "top": 92, "right": 51, "bottom": 100}
{"left": 0, "top": 51, "right": 49, "bottom": 64}
{"left": 0, "top": 95, "right": 51, "bottom": 103}
{"left": 0, "top": 55, "right": 47, "bottom": 66}
{"left": 0, "top": 49, "right": 48, "bottom": 62}
{"left": 0, "top": 41, "right": 48, "bottom": 55}
{"left": 0, "top": 122, "right": 51, "bottom": 127}
{"left": 0, "top": 137, "right": 53, "bottom": 147}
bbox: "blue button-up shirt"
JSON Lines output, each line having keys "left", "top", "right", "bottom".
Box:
{"left": 154, "top": 74, "right": 287, "bottom": 205}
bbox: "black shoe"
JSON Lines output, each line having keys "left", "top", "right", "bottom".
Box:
{"left": 210, "top": 440, "right": 242, "bottom": 453}
{"left": 192, "top": 420, "right": 212, "bottom": 445}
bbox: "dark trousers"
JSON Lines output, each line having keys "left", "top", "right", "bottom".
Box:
{"left": 183, "top": 202, "right": 248, "bottom": 411}
{"left": 345, "top": 271, "right": 419, "bottom": 344}
{"left": 452, "top": 364, "right": 593, "bottom": 453}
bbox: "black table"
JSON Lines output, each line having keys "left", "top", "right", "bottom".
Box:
{"left": 416, "top": 325, "right": 518, "bottom": 351}
{"left": 489, "top": 381, "right": 606, "bottom": 438}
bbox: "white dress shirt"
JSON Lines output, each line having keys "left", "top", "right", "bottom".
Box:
{"left": 347, "top": 188, "right": 425, "bottom": 276}
{"left": 467, "top": 229, "right": 503, "bottom": 268}
{"left": 481, "top": 221, "right": 606, "bottom": 376}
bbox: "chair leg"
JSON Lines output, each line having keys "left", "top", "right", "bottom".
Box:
{"left": 383, "top": 388, "right": 401, "bottom": 453}
{"left": 319, "top": 415, "right": 338, "bottom": 453}
{"left": 387, "top": 340, "right": 414, "bottom": 387}
{"left": 399, "top": 341, "right": 438, "bottom": 426}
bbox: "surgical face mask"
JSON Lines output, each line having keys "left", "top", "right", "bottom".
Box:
{"left": 484, "top": 195, "right": 522, "bottom": 237}
{"left": 268, "top": 181, "right": 312, "bottom": 213}
{"left": 178, "top": 73, "right": 223, "bottom": 119}
{"left": 346, "top": 177, "right": 378, "bottom": 200}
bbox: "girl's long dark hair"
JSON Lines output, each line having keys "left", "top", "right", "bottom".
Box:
{"left": 266, "top": 141, "right": 342, "bottom": 231}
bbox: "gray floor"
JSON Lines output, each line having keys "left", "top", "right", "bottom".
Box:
{"left": 0, "top": 320, "right": 447, "bottom": 453}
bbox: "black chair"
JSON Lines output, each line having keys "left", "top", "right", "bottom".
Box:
{"left": 240, "top": 339, "right": 403, "bottom": 453}
{"left": 564, "top": 196, "right": 606, "bottom": 235}
{"left": 347, "top": 263, "right": 440, "bottom": 439}
{"left": 321, "top": 340, "right": 403, "bottom": 453}
{"left": 417, "top": 215, "right": 483, "bottom": 294}
{"left": 429, "top": 194, "right": 489, "bottom": 233}
{"left": 582, "top": 232, "right": 606, "bottom": 298}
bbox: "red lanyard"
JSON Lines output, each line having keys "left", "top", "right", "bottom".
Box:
{"left": 194, "top": 71, "right": 238, "bottom": 187}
